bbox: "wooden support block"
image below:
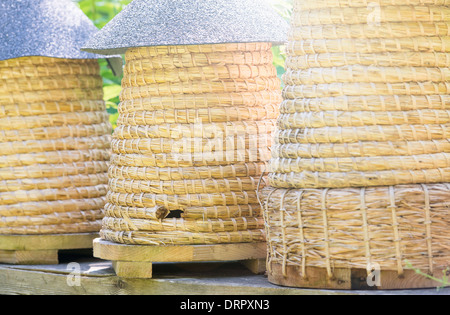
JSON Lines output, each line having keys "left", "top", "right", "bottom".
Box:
{"left": 241, "top": 259, "right": 266, "bottom": 275}
{"left": 268, "top": 263, "right": 448, "bottom": 290}
{"left": 351, "top": 268, "right": 448, "bottom": 290}
{"left": 0, "top": 233, "right": 98, "bottom": 265}
{"left": 94, "top": 238, "right": 267, "bottom": 279}
{"left": 268, "top": 264, "right": 352, "bottom": 290}
{"left": 112, "top": 261, "right": 153, "bottom": 279}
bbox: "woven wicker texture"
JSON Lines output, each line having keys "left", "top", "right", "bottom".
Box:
{"left": 0, "top": 56, "right": 111, "bottom": 235}
{"left": 263, "top": 184, "right": 450, "bottom": 276}
{"left": 101, "top": 43, "right": 280, "bottom": 245}
{"left": 269, "top": 3, "right": 450, "bottom": 189}
{"left": 261, "top": 1, "right": 450, "bottom": 280}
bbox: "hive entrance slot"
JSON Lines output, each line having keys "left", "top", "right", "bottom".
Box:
{"left": 166, "top": 210, "right": 184, "bottom": 219}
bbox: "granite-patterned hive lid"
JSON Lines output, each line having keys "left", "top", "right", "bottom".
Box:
{"left": 82, "top": 0, "right": 289, "bottom": 55}
{"left": 0, "top": 0, "right": 122, "bottom": 73}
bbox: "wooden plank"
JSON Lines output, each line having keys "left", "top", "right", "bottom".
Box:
{"left": 0, "top": 250, "right": 58, "bottom": 265}
{"left": 268, "top": 264, "right": 352, "bottom": 290}
{"left": 94, "top": 239, "right": 267, "bottom": 279}
{"left": 94, "top": 239, "right": 267, "bottom": 263}
{"left": 351, "top": 268, "right": 447, "bottom": 290}
{"left": 0, "top": 259, "right": 447, "bottom": 295}
{"left": 113, "top": 261, "right": 153, "bottom": 279}
{"left": 0, "top": 233, "right": 98, "bottom": 265}
{"left": 0, "top": 233, "right": 98, "bottom": 251}
{"left": 269, "top": 263, "right": 448, "bottom": 290}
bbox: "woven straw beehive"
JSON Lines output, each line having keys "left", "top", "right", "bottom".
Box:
{"left": 0, "top": 56, "right": 111, "bottom": 234}
{"left": 81, "top": 0, "right": 289, "bottom": 247}
{"left": 99, "top": 43, "right": 281, "bottom": 245}
{"left": 261, "top": 0, "right": 450, "bottom": 288}
{"left": 0, "top": 0, "right": 119, "bottom": 236}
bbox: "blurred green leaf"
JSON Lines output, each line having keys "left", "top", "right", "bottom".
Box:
{"left": 103, "top": 85, "right": 122, "bottom": 102}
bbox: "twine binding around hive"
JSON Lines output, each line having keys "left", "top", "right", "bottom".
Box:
{"left": 260, "top": 0, "right": 450, "bottom": 286}
{"left": 100, "top": 43, "right": 280, "bottom": 246}
{"left": 0, "top": 56, "right": 111, "bottom": 235}
{"left": 262, "top": 184, "right": 450, "bottom": 278}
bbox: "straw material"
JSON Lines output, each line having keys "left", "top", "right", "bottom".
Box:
{"left": 0, "top": 100, "right": 106, "bottom": 117}
{"left": 109, "top": 150, "right": 271, "bottom": 168}
{"left": 261, "top": 1, "right": 450, "bottom": 280}
{"left": 271, "top": 140, "right": 450, "bottom": 158}
{"left": 286, "top": 52, "right": 450, "bottom": 69}
{"left": 0, "top": 56, "right": 111, "bottom": 235}
{"left": 288, "top": 23, "right": 450, "bottom": 40}
{"left": 108, "top": 163, "right": 265, "bottom": 181}
{"left": 0, "top": 136, "right": 111, "bottom": 155}
{"left": 262, "top": 184, "right": 450, "bottom": 276}
{"left": 101, "top": 43, "right": 280, "bottom": 245}
{"left": 116, "top": 106, "right": 278, "bottom": 124}
{"left": 292, "top": 6, "right": 450, "bottom": 26}
{"left": 122, "top": 65, "right": 277, "bottom": 85}
{"left": 120, "top": 78, "right": 281, "bottom": 99}
{"left": 125, "top": 50, "right": 274, "bottom": 70}
{"left": 0, "top": 123, "right": 112, "bottom": 142}
{"left": 106, "top": 191, "right": 260, "bottom": 210}
{"left": 0, "top": 88, "right": 104, "bottom": 105}
{"left": 113, "top": 121, "right": 276, "bottom": 140}
{"left": 100, "top": 229, "right": 264, "bottom": 246}
{"left": 296, "top": 0, "right": 450, "bottom": 10}
{"left": 0, "top": 198, "right": 106, "bottom": 216}
{"left": 285, "top": 37, "right": 450, "bottom": 55}
{"left": 103, "top": 203, "right": 261, "bottom": 220}
{"left": 110, "top": 136, "right": 271, "bottom": 155}
{"left": 0, "top": 56, "right": 97, "bottom": 68}
{"left": 124, "top": 43, "right": 274, "bottom": 58}
{"left": 118, "top": 91, "right": 282, "bottom": 111}
{"left": 270, "top": 3, "right": 450, "bottom": 189}
{"left": 280, "top": 95, "right": 450, "bottom": 112}
{"left": 0, "top": 75, "right": 103, "bottom": 93}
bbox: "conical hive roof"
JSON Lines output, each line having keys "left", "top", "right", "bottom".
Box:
{"left": 0, "top": 0, "right": 121, "bottom": 72}
{"left": 82, "top": 0, "right": 289, "bottom": 55}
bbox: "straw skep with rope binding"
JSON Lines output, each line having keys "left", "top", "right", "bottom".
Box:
{"left": 260, "top": 0, "right": 450, "bottom": 288}
{"left": 0, "top": 56, "right": 111, "bottom": 235}
{"left": 100, "top": 43, "right": 281, "bottom": 246}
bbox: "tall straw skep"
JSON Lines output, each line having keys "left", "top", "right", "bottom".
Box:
{"left": 0, "top": 57, "right": 111, "bottom": 235}
{"left": 100, "top": 43, "right": 282, "bottom": 246}
{"left": 261, "top": 1, "right": 450, "bottom": 282}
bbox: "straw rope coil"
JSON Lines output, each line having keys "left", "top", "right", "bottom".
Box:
{"left": 100, "top": 43, "right": 280, "bottom": 246}
{"left": 261, "top": 1, "right": 450, "bottom": 281}
{"left": 270, "top": 3, "right": 450, "bottom": 189}
{"left": 0, "top": 56, "right": 111, "bottom": 235}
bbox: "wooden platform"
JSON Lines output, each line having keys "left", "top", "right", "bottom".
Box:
{"left": 0, "top": 254, "right": 448, "bottom": 295}
{"left": 268, "top": 263, "right": 449, "bottom": 290}
{"left": 94, "top": 239, "right": 266, "bottom": 278}
{"left": 0, "top": 233, "right": 98, "bottom": 265}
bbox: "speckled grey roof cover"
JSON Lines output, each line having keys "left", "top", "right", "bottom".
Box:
{"left": 0, "top": 0, "right": 120, "bottom": 62}
{"left": 82, "top": 0, "right": 289, "bottom": 55}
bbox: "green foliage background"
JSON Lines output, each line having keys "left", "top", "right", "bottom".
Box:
{"left": 75, "top": 0, "right": 293, "bottom": 128}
